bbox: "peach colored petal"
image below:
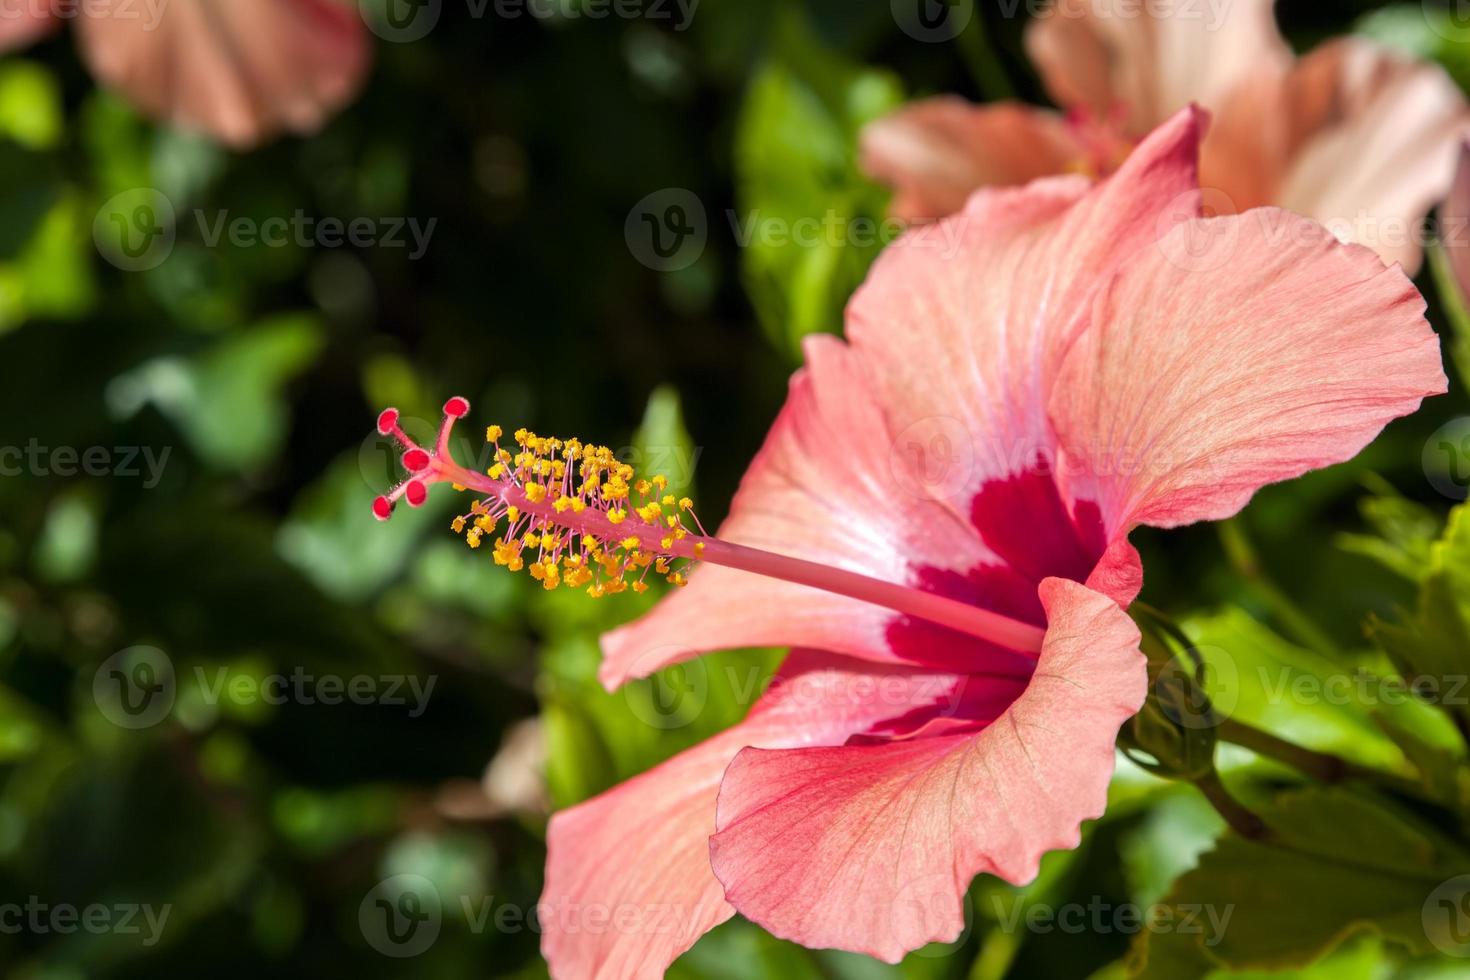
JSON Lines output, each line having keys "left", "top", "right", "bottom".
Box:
{"left": 598, "top": 108, "right": 1205, "bottom": 688}
{"left": 73, "top": 0, "right": 371, "bottom": 148}
{"left": 848, "top": 107, "right": 1205, "bottom": 489}
{"left": 707, "top": 579, "right": 1144, "bottom": 961}
{"left": 0, "top": 0, "right": 58, "bottom": 50}
{"left": 1025, "top": 0, "right": 1289, "bottom": 134}
{"left": 1269, "top": 39, "right": 1469, "bottom": 274}
{"left": 859, "top": 97, "right": 1082, "bottom": 222}
{"left": 540, "top": 652, "right": 980, "bottom": 980}
{"left": 1050, "top": 206, "right": 1447, "bottom": 534}
{"left": 599, "top": 335, "right": 1031, "bottom": 687}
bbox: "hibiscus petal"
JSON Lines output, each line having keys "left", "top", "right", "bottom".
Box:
{"left": 859, "top": 97, "right": 1082, "bottom": 222}
{"left": 847, "top": 106, "right": 1204, "bottom": 488}
{"left": 74, "top": 0, "right": 371, "bottom": 148}
{"left": 540, "top": 652, "right": 981, "bottom": 980}
{"left": 600, "top": 335, "right": 1023, "bottom": 686}
{"left": 1025, "top": 0, "right": 1289, "bottom": 134}
{"left": 1050, "top": 206, "right": 1448, "bottom": 534}
{"left": 0, "top": 0, "right": 58, "bottom": 51}
{"left": 599, "top": 108, "right": 1203, "bottom": 685}
{"left": 1271, "top": 39, "right": 1469, "bottom": 274}
{"left": 707, "top": 579, "right": 1145, "bottom": 962}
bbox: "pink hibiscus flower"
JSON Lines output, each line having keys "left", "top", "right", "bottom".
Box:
{"left": 0, "top": 0, "right": 370, "bottom": 147}
{"left": 863, "top": 0, "right": 1468, "bottom": 273}
{"left": 369, "top": 109, "right": 1445, "bottom": 976}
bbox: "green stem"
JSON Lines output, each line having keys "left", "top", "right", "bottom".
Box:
{"left": 954, "top": 9, "right": 1013, "bottom": 100}
{"left": 1219, "top": 718, "right": 1433, "bottom": 802}
{"left": 1218, "top": 519, "right": 1338, "bottom": 657}
{"left": 1193, "top": 771, "right": 1268, "bottom": 840}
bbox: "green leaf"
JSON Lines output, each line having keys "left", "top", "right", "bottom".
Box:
{"left": 1369, "top": 503, "right": 1470, "bottom": 736}
{"left": 1132, "top": 787, "right": 1470, "bottom": 976}
{"left": 1335, "top": 477, "right": 1445, "bottom": 583}
{"left": 1184, "top": 608, "right": 1412, "bottom": 775}
{"left": 733, "top": 11, "right": 902, "bottom": 360}
{"left": 277, "top": 453, "right": 451, "bottom": 602}
{"left": 633, "top": 383, "right": 700, "bottom": 497}
{"left": 113, "top": 313, "right": 325, "bottom": 471}
{"left": 0, "top": 61, "right": 62, "bottom": 150}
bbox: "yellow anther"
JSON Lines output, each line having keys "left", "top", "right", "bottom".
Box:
{"left": 488, "top": 463, "right": 505, "bottom": 478}
{"left": 451, "top": 516, "right": 467, "bottom": 533}
{"left": 525, "top": 483, "right": 547, "bottom": 503}
{"left": 486, "top": 425, "right": 503, "bottom": 441}
{"left": 553, "top": 496, "right": 572, "bottom": 513}
{"left": 507, "top": 506, "right": 520, "bottom": 522}
{"left": 620, "top": 536, "right": 640, "bottom": 550}
{"left": 637, "top": 502, "right": 662, "bottom": 523}
{"left": 631, "top": 580, "right": 649, "bottom": 594}
{"left": 652, "top": 475, "right": 668, "bottom": 491}
{"left": 608, "top": 508, "right": 627, "bottom": 525}
{"left": 661, "top": 495, "right": 675, "bottom": 507}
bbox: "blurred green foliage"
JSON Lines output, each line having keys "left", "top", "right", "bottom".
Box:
{"left": 1, "top": 1, "right": 1469, "bottom": 978}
